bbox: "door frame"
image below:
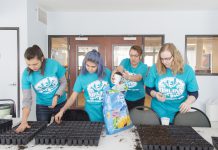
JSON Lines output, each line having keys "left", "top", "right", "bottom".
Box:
{"left": 0, "top": 27, "right": 20, "bottom": 117}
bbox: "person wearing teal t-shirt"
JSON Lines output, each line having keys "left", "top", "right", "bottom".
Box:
{"left": 16, "top": 45, "right": 67, "bottom": 133}
{"left": 146, "top": 43, "right": 199, "bottom": 123}
{"left": 55, "top": 49, "right": 111, "bottom": 123}
{"left": 111, "top": 45, "right": 148, "bottom": 111}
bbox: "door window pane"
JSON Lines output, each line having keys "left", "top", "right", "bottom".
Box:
{"left": 186, "top": 36, "right": 218, "bottom": 75}
{"left": 113, "top": 45, "right": 131, "bottom": 68}
{"left": 50, "top": 37, "right": 69, "bottom": 96}
{"left": 51, "top": 37, "right": 68, "bottom": 67}
{"left": 144, "top": 36, "right": 163, "bottom": 66}
{"left": 144, "top": 55, "right": 153, "bottom": 67}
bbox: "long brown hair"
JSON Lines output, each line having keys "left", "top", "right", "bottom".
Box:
{"left": 24, "top": 45, "right": 46, "bottom": 75}
{"left": 156, "top": 43, "right": 184, "bottom": 75}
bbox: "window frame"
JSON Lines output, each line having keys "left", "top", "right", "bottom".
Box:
{"left": 185, "top": 35, "right": 218, "bottom": 76}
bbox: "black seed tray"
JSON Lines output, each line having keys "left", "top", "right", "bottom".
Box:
{"left": 0, "top": 119, "right": 12, "bottom": 134}
{"left": 35, "top": 121, "right": 103, "bottom": 146}
{"left": 212, "top": 137, "right": 218, "bottom": 150}
{"left": 0, "top": 121, "right": 47, "bottom": 145}
{"left": 136, "top": 125, "right": 214, "bottom": 150}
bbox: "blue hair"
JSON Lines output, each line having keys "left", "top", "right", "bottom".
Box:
{"left": 81, "top": 49, "right": 106, "bottom": 78}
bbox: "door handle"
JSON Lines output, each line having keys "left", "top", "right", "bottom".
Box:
{"left": 9, "top": 83, "right": 17, "bottom": 86}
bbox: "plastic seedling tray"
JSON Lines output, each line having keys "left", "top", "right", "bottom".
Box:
{"left": 35, "top": 121, "right": 103, "bottom": 146}
{"left": 0, "top": 121, "right": 47, "bottom": 145}
{"left": 136, "top": 125, "right": 214, "bottom": 150}
{"left": 212, "top": 137, "right": 218, "bottom": 150}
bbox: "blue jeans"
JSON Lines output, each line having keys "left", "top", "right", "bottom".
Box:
{"left": 36, "top": 101, "right": 66, "bottom": 122}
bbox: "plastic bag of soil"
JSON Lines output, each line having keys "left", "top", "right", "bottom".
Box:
{"left": 103, "top": 84, "right": 133, "bottom": 135}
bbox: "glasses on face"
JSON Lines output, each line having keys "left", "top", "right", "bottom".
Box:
{"left": 160, "top": 55, "right": 173, "bottom": 61}
{"left": 129, "top": 54, "right": 139, "bottom": 58}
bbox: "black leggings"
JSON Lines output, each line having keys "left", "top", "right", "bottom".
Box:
{"left": 126, "top": 97, "right": 145, "bottom": 111}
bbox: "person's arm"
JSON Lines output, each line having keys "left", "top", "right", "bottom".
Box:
{"left": 55, "top": 76, "right": 67, "bottom": 96}
{"left": 60, "top": 92, "right": 78, "bottom": 113}
{"left": 55, "top": 92, "right": 79, "bottom": 124}
{"left": 49, "top": 76, "right": 67, "bottom": 108}
{"left": 146, "top": 86, "right": 166, "bottom": 102}
{"left": 15, "top": 89, "right": 32, "bottom": 133}
{"left": 122, "top": 63, "right": 148, "bottom": 82}
{"left": 180, "top": 91, "right": 198, "bottom": 113}
{"left": 122, "top": 72, "right": 142, "bottom": 82}
{"left": 180, "top": 65, "right": 199, "bottom": 113}
{"left": 146, "top": 86, "right": 155, "bottom": 97}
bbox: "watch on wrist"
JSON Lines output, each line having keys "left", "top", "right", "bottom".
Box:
{"left": 55, "top": 94, "right": 60, "bottom": 98}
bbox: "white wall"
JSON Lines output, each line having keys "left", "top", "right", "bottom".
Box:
{"left": 0, "top": 0, "right": 47, "bottom": 120}
{"left": 47, "top": 11, "right": 218, "bottom": 52}
{"left": 0, "top": 0, "right": 28, "bottom": 118}
{"left": 27, "top": 0, "right": 47, "bottom": 56}
{"left": 26, "top": 0, "right": 47, "bottom": 120}
{"left": 0, "top": 0, "right": 28, "bottom": 73}
{"left": 47, "top": 11, "right": 218, "bottom": 111}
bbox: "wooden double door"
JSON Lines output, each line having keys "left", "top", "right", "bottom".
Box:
{"left": 49, "top": 35, "right": 164, "bottom": 107}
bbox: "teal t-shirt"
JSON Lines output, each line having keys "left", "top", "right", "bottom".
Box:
{"left": 73, "top": 68, "right": 111, "bottom": 122}
{"left": 120, "top": 58, "right": 148, "bottom": 101}
{"left": 22, "top": 59, "right": 67, "bottom": 106}
{"left": 146, "top": 64, "right": 199, "bottom": 122}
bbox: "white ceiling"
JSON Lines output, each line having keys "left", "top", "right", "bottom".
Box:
{"left": 38, "top": 0, "right": 218, "bottom": 12}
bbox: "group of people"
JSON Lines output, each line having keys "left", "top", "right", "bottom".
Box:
{"left": 16, "top": 43, "right": 199, "bottom": 133}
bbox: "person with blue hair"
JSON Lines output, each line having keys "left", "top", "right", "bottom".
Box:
{"left": 55, "top": 49, "right": 111, "bottom": 123}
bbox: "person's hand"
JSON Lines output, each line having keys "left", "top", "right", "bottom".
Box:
{"left": 49, "top": 95, "right": 58, "bottom": 108}
{"left": 55, "top": 110, "right": 64, "bottom": 124}
{"left": 15, "top": 121, "right": 31, "bottom": 133}
{"left": 122, "top": 71, "right": 130, "bottom": 80}
{"left": 180, "top": 101, "right": 191, "bottom": 113}
{"left": 111, "top": 74, "right": 115, "bottom": 84}
{"left": 155, "top": 92, "right": 166, "bottom": 102}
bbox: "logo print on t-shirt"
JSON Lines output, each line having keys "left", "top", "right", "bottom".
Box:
{"left": 158, "top": 77, "right": 185, "bottom": 100}
{"left": 87, "top": 80, "right": 108, "bottom": 103}
{"left": 35, "top": 77, "right": 58, "bottom": 94}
